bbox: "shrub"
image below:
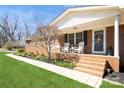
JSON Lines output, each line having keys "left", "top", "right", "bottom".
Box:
{"left": 21, "top": 53, "right": 26, "bottom": 57}
{"left": 26, "top": 52, "right": 33, "bottom": 57}
{"left": 35, "top": 55, "right": 41, "bottom": 60}
{"left": 22, "top": 52, "right": 27, "bottom": 57}
{"left": 17, "top": 49, "right": 25, "bottom": 53}
{"left": 40, "top": 55, "right": 48, "bottom": 61}
{"left": 52, "top": 60, "right": 76, "bottom": 69}
{"left": 31, "top": 53, "right": 37, "bottom": 58}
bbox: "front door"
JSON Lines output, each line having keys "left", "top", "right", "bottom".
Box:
{"left": 92, "top": 29, "right": 106, "bottom": 54}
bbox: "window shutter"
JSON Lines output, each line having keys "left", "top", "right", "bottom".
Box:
{"left": 64, "top": 34, "right": 68, "bottom": 43}
{"left": 84, "top": 31, "right": 87, "bottom": 46}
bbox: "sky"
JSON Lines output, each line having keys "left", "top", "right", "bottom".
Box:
{"left": 0, "top": 5, "right": 90, "bottom": 34}
{"left": 0, "top": 5, "right": 75, "bottom": 35}
{"left": 0, "top": 5, "right": 74, "bottom": 25}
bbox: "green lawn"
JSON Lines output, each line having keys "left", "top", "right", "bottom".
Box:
{"left": 0, "top": 52, "right": 124, "bottom": 88}
{"left": 100, "top": 81, "right": 124, "bottom": 88}
{"left": 0, "top": 52, "right": 91, "bottom": 88}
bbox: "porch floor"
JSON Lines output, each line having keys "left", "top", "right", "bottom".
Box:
{"left": 60, "top": 52, "right": 115, "bottom": 58}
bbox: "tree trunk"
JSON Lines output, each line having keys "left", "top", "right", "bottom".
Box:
{"left": 48, "top": 44, "right": 51, "bottom": 63}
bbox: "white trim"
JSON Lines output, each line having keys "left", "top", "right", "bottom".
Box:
{"left": 67, "top": 34, "right": 69, "bottom": 43}
{"left": 82, "top": 32, "right": 84, "bottom": 42}
{"left": 74, "top": 33, "right": 76, "bottom": 44}
{"left": 92, "top": 28, "right": 106, "bottom": 54}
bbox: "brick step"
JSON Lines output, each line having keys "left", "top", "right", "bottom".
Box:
{"left": 79, "top": 55, "right": 107, "bottom": 61}
{"left": 76, "top": 63, "right": 105, "bottom": 72}
{"left": 78, "top": 55, "right": 108, "bottom": 58}
{"left": 79, "top": 57, "right": 106, "bottom": 62}
{"left": 79, "top": 60, "right": 106, "bottom": 66}
{"left": 74, "top": 67, "right": 104, "bottom": 77}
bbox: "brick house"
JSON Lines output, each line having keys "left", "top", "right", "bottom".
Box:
{"left": 25, "top": 6, "right": 124, "bottom": 77}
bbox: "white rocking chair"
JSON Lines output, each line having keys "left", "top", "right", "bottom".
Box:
{"left": 74, "top": 42, "right": 84, "bottom": 54}
{"left": 62, "top": 43, "right": 70, "bottom": 53}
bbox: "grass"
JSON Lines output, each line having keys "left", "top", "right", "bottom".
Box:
{"left": 100, "top": 81, "right": 124, "bottom": 88}
{"left": 0, "top": 52, "right": 91, "bottom": 88}
{"left": 1, "top": 52, "right": 124, "bottom": 88}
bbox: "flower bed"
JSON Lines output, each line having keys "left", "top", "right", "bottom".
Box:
{"left": 14, "top": 49, "right": 76, "bottom": 69}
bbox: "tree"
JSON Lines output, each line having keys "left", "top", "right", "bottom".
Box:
{"left": 38, "top": 26, "right": 58, "bottom": 62}
{"left": 0, "top": 14, "right": 19, "bottom": 45}
{"left": 24, "top": 22, "right": 31, "bottom": 39}
{"left": 32, "top": 13, "right": 59, "bottom": 62}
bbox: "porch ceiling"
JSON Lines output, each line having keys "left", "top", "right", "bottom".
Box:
{"left": 57, "top": 10, "right": 120, "bottom": 34}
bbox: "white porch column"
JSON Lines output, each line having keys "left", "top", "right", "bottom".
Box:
{"left": 74, "top": 33, "right": 76, "bottom": 44}
{"left": 114, "top": 15, "right": 119, "bottom": 57}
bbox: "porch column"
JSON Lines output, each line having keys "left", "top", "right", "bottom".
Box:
{"left": 114, "top": 15, "right": 119, "bottom": 57}
{"left": 74, "top": 33, "right": 76, "bottom": 44}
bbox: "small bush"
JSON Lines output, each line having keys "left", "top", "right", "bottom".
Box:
{"left": 31, "top": 54, "right": 37, "bottom": 58}
{"left": 40, "top": 55, "right": 48, "bottom": 61}
{"left": 26, "top": 52, "right": 33, "bottom": 57}
{"left": 52, "top": 60, "right": 76, "bottom": 69}
{"left": 35, "top": 55, "right": 41, "bottom": 60}
{"left": 21, "top": 52, "right": 27, "bottom": 57}
{"left": 17, "top": 49, "right": 25, "bottom": 53}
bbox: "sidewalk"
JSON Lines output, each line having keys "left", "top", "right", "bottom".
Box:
{"left": 6, "top": 54, "right": 102, "bottom": 88}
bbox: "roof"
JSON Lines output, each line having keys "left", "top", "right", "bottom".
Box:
{"left": 49, "top": 6, "right": 121, "bottom": 26}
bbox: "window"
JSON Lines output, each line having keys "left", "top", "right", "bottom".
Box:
{"left": 76, "top": 32, "right": 83, "bottom": 44}
{"left": 64, "top": 31, "right": 87, "bottom": 45}
{"left": 69, "top": 33, "right": 74, "bottom": 44}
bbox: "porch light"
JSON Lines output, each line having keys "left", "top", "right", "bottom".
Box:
{"left": 106, "top": 68, "right": 111, "bottom": 76}
{"left": 73, "top": 27, "right": 77, "bottom": 29}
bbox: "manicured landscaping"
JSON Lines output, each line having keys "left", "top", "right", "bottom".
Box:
{"left": 14, "top": 49, "right": 76, "bottom": 69}
{"left": 100, "top": 81, "right": 124, "bottom": 88}
{"left": 0, "top": 52, "right": 90, "bottom": 88}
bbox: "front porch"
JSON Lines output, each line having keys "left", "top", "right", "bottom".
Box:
{"left": 51, "top": 7, "right": 122, "bottom": 77}
{"left": 54, "top": 15, "right": 121, "bottom": 77}
{"left": 61, "top": 14, "right": 120, "bottom": 56}
{"left": 55, "top": 8, "right": 120, "bottom": 58}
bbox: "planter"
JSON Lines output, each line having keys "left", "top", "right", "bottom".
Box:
{"left": 107, "top": 47, "right": 113, "bottom": 56}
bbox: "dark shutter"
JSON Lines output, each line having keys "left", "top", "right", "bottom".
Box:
{"left": 84, "top": 31, "right": 87, "bottom": 46}
{"left": 64, "top": 34, "right": 68, "bottom": 43}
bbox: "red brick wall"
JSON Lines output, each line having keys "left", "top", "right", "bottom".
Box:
{"left": 106, "top": 57, "right": 119, "bottom": 72}
{"left": 25, "top": 35, "right": 64, "bottom": 56}
{"left": 106, "top": 26, "right": 114, "bottom": 51}
{"left": 25, "top": 42, "right": 48, "bottom": 56}
{"left": 119, "top": 25, "right": 124, "bottom": 71}
{"left": 84, "top": 30, "right": 92, "bottom": 54}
